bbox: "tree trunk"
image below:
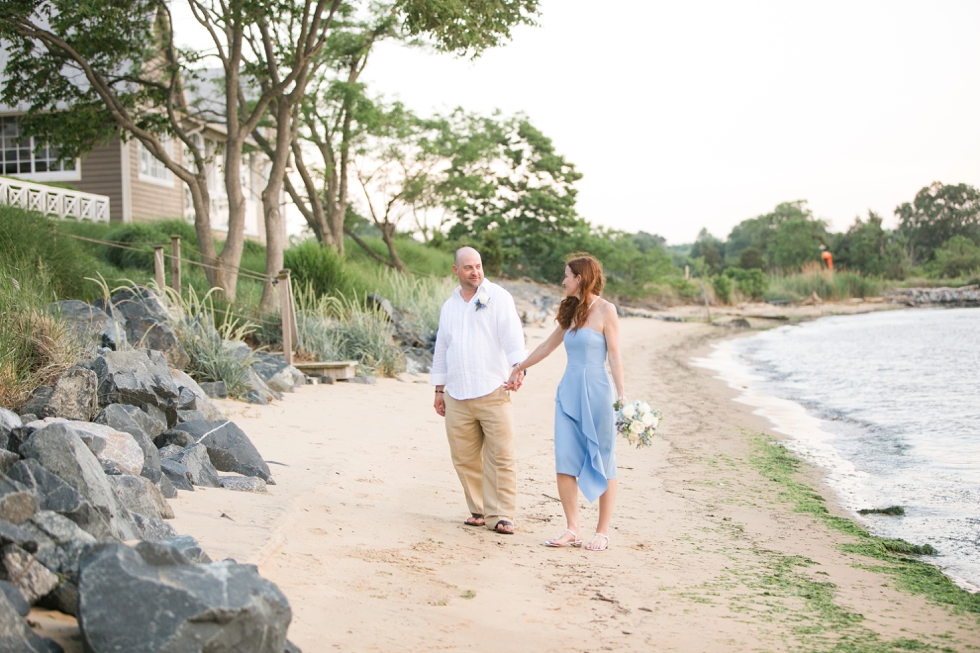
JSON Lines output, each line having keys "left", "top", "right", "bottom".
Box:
{"left": 380, "top": 223, "right": 407, "bottom": 272}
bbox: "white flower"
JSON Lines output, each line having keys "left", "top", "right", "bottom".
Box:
{"left": 477, "top": 291, "right": 490, "bottom": 306}
{"left": 627, "top": 432, "right": 639, "bottom": 444}
{"left": 622, "top": 405, "right": 636, "bottom": 419}
{"left": 630, "top": 420, "right": 645, "bottom": 434}
{"left": 641, "top": 412, "right": 656, "bottom": 426}
{"left": 638, "top": 402, "right": 651, "bottom": 414}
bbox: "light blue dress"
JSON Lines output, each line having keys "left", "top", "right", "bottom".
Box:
{"left": 554, "top": 327, "right": 617, "bottom": 502}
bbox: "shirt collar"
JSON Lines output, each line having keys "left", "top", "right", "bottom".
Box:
{"left": 454, "top": 280, "right": 490, "bottom": 303}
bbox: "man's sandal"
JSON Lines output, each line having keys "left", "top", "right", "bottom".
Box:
{"left": 493, "top": 520, "right": 515, "bottom": 535}
{"left": 544, "top": 529, "right": 582, "bottom": 547}
{"left": 585, "top": 533, "right": 610, "bottom": 551}
{"left": 463, "top": 513, "right": 485, "bottom": 527}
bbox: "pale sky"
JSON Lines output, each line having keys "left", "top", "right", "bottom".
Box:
{"left": 173, "top": 1, "right": 980, "bottom": 244}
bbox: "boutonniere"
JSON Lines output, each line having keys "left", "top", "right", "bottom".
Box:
{"left": 475, "top": 290, "right": 491, "bottom": 311}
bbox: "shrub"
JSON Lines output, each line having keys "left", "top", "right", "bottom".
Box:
{"left": 931, "top": 236, "right": 980, "bottom": 278}
{"left": 712, "top": 275, "right": 733, "bottom": 304}
{"left": 724, "top": 268, "right": 769, "bottom": 300}
{"left": 284, "top": 239, "right": 355, "bottom": 298}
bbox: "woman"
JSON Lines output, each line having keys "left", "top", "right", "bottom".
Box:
{"left": 508, "top": 254, "right": 625, "bottom": 551}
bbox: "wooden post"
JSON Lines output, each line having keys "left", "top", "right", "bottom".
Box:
{"left": 278, "top": 269, "right": 298, "bottom": 365}
{"left": 699, "top": 280, "right": 712, "bottom": 323}
{"left": 170, "top": 235, "right": 181, "bottom": 292}
{"left": 153, "top": 246, "right": 165, "bottom": 290}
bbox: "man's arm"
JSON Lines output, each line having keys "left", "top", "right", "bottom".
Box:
{"left": 496, "top": 290, "right": 528, "bottom": 368}
{"left": 431, "top": 303, "right": 450, "bottom": 416}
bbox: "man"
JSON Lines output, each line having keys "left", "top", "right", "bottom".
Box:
{"left": 432, "top": 247, "right": 527, "bottom": 534}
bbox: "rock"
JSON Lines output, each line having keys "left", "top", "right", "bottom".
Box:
{"left": 0, "top": 580, "right": 29, "bottom": 617}
{"left": 0, "top": 544, "right": 59, "bottom": 603}
{"left": 153, "top": 535, "right": 211, "bottom": 564}
{"left": 285, "top": 640, "right": 302, "bottom": 653}
{"left": 0, "top": 520, "right": 39, "bottom": 553}
{"left": 19, "top": 386, "right": 54, "bottom": 418}
{"left": 0, "top": 409, "right": 23, "bottom": 448}
{"left": 19, "top": 423, "right": 139, "bottom": 541}
{"left": 5, "top": 460, "right": 115, "bottom": 541}
{"left": 91, "top": 348, "right": 179, "bottom": 410}
{"left": 252, "top": 353, "right": 303, "bottom": 394}
{"left": 198, "top": 422, "right": 274, "bottom": 484}
{"left": 345, "top": 376, "right": 377, "bottom": 385}
{"left": 728, "top": 318, "right": 752, "bottom": 328}
{"left": 198, "top": 381, "right": 228, "bottom": 399}
{"left": 93, "top": 404, "right": 163, "bottom": 484}
{"left": 157, "top": 473, "right": 177, "bottom": 499}
{"left": 219, "top": 476, "right": 267, "bottom": 493}
{"left": 0, "top": 477, "right": 37, "bottom": 525}
{"left": 0, "top": 451, "right": 20, "bottom": 474}
{"left": 403, "top": 348, "right": 433, "bottom": 375}
{"left": 0, "top": 587, "right": 64, "bottom": 652}
{"left": 157, "top": 444, "right": 184, "bottom": 458}
{"left": 39, "top": 366, "right": 99, "bottom": 421}
{"left": 38, "top": 581, "right": 78, "bottom": 616}
{"left": 170, "top": 369, "right": 227, "bottom": 422}
{"left": 107, "top": 474, "right": 174, "bottom": 520}
{"left": 20, "top": 511, "right": 96, "bottom": 583}
{"left": 124, "top": 315, "right": 190, "bottom": 370}
{"left": 245, "top": 367, "right": 279, "bottom": 405}
{"left": 131, "top": 513, "right": 178, "bottom": 541}
{"left": 50, "top": 298, "right": 126, "bottom": 352}
{"left": 163, "top": 444, "right": 220, "bottom": 488}
{"left": 77, "top": 542, "right": 292, "bottom": 653}
{"left": 62, "top": 420, "right": 145, "bottom": 477}
{"left": 101, "top": 286, "right": 172, "bottom": 323}
{"left": 177, "top": 409, "right": 209, "bottom": 424}
{"left": 159, "top": 459, "right": 194, "bottom": 492}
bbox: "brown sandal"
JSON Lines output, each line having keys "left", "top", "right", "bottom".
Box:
{"left": 464, "top": 513, "right": 485, "bottom": 527}
{"left": 493, "top": 520, "right": 514, "bottom": 535}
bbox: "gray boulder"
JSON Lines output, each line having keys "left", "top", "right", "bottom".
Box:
{"left": 156, "top": 419, "right": 215, "bottom": 448}
{"left": 151, "top": 535, "right": 211, "bottom": 564}
{"left": 163, "top": 444, "right": 219, "bottom": 488}
{"left": 50, "top": 298, "right": 126, "bottom": 352}
{"left": 157, "top": 473, "right": 177, "bottom": 499}
{"left": 78, "top": 542, "right": 293, "bottom": 653}
{"left": 0, "top": 588, "right": 63, "bottom": 653}
{"left": 0, "top": 519, "right": 39, "bottom": 553}
{"left": 19, "top": 423, "right": 139, "bottom": 541}
{"left": 92, "top": 348, "right": 179, "bottom": 410}
{"left": 100, "top": 286, "right": 172, "bottom": 323}
{"left": 198, "top": 381, "right": 228, "bottom": 399}
{"left": 64, "top": 420, "right": 144, "bottom": 476}
{"left": 124, "top": 315, "right": 190, "bottom": 370}
{"left": 0, "top": 580, "right": 28, "bottom": 617}
{"left": 220, "top": 476, "right": 267, "bottom": 493}
{"left": 0, "top": 477, "right": 37, "bottom": 525}
{"left": 38, "top": 366, "right": 99, "bottom": 421}
{"left": 19, "top": 386, "right": 54, "bottom": 418}
{"left": 169, "top": 371, "right": 229, "bottom": 424}
{"left": 404, "top": 347, "right": 433, "bottom": 375}
{"left": 93, "top": 404, "right": 163, "bottom": 484}
{"left": 0, "top": 544, "right": 59, "bottom": 603}
{"left": 252, "top": 352, "right": 303, "bottom": 394}
{"left": 159, "top": 459, "right": 194, "bottom": 492}
{"left": 0, "top": 409, "right": 22, "bottom": 449}
{"left": 107, "top": 474, "right": 174, "bottom": 520}
{"left": 177, "top": 409, "right": 209, "bottom": 424}
{"left": 19, "top": 511, "right": 96, "bottom": 584}
{"left": 131, "top": 513, "right": 178, "bottom": 541}
{"left": 6, "top": 459, "right": 115, "bottom": 541}
{"left": 190, "top": 421, "right": 273, "bottom": 484}
{"left": 39, "top": 581, "right": 79, "bottom": 617}
{"left": 0, "top": 451, "right": 19, "bottom": 474}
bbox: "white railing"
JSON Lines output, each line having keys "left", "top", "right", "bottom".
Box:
{"left": 0, "top": 177, "right": 110, "bottom": 223}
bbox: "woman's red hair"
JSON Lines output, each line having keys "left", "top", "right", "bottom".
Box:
{"left": 557, "top": 254, "right": 605, "bottom": 331}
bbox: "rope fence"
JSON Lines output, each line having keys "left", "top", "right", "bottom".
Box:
{"left": 54, "top": 229, "right": 298, "bottom": 362}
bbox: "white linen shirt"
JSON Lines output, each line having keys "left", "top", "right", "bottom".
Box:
{"left": 430, "top": 280, "right": 527, "bottom": 401}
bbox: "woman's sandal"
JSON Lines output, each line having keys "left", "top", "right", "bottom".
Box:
{"left": 585, "top": 533, "right": 610, "bottom": 551}
{"left": 463, "top": 513, "right": 485, "bottom": 527}
{"left": 544, "top": 529, "right": 582, "bottom": 548}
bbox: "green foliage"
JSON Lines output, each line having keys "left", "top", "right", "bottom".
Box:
{"left": 711, "top": 275, "right": 733, "bottom": 304}
{"left": 690, "top": 229, "right": 725, "bottom": 274}
{"left": 396, "top": 0, "right": 540, "bottom": 57}
{"left": 343, "top": 235, "right": 455, "bottom": 277}
{"left": 929, "top": 235, "right": 980, "bottom": 278}
{"left": 724, "top": 267, "right": 769, "bottom": 300}
{"left": 834, "top": 211, "right": 910, "bottom": 279}
{"left": 0, "top": 205, "right": 107, "bottom": 301}
{"left": 284, "top": 239, "right": 356, "bottom": 298}
{"left": 771, "top": 217, "right": 828, "bottom": 270}
{"left": 0, "top": 261, "right": 83, "bottom": 409}
{"left": 765, "top": 268, "right": 884, "bottom": 302}
{"left": 897, "top": 182, "right": 980, "bottom": 264}
{"left": 737, "top": 246, "right": 764, "bottom": 270}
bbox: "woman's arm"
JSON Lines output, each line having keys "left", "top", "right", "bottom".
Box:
{"left": 506, "top": 324, "right": 566, "bottom": 387}
{"left": 603, "top": 303, "right": 626, "bottom": 400}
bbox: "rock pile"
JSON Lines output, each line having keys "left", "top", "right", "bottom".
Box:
{"left": 1, "top": 345, "right": 300, "bottom": 649}
{"left": 890, "top": 285, "right": 980, "bottom": 307}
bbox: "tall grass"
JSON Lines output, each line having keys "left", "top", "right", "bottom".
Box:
{"left": 293, "top": 285, "right": 405, "bottom": 377}
{"left": 343, "top": 235, "right": 454, "bottom": 277}
{"left": 765, "top": 263, "right": 886, "bottom": 302}
{"left": 0, "top": 262, "right": 83, "bottom": 409}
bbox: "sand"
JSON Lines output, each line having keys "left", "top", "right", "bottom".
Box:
{"left": 34, "top": 311, "right": 980, "bottom": 651}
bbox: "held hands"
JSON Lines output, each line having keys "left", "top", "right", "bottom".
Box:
{"left": 503, "top": 365, "right": 525, "bottom": 391}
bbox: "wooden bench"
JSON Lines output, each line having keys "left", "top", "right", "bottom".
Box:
{"left": 293, "top": 361, "right": 358, "bottom": 381}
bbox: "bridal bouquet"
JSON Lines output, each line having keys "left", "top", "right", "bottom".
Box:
{"left": 614, "top": 399, "right": 662, "bottom": 448}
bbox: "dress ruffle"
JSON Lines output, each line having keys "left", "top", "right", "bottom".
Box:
{"left": 556, "top": 369, "right": 610, "bottom": 502}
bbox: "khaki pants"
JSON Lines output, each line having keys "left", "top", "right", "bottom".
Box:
{"left": 444, "top": 387, "right": 516, "bottom": 529}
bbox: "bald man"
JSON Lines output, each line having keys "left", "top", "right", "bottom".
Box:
{"left": 431, "top": 247, "right": 527, "bottom": 534}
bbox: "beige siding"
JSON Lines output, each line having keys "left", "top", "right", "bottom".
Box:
{"left": 129, "top": 140, "right": 184, "bottom": 222}
{"left": 76, "top": 140, "right": 124, "bottom": 222}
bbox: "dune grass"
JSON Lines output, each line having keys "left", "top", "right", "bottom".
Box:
{"left": 765, "top": 263, "right": 887, "bottom": 302}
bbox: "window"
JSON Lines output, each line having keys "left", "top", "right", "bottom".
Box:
{"left": 138, "top": 138, "right": 174, "bottom": 185}
{"left": 0, "top": 116, "right": 78, "bottom": 179}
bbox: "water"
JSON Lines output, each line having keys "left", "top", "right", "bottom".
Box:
{"left": 694, "top": 307, "right": 980, "bottom": 589}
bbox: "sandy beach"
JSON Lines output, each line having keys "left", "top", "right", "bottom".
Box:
{"left": 160, "top": 313, "right": 978, "bottom": 652}
{"left": 34, "top": 309, "right": 979, "bottom": 651}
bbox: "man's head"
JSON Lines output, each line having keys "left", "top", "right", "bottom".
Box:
{"left": 453, "top": 246, "right": 484, "bottom": 293}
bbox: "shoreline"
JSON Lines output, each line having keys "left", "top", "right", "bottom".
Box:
{"left": 35, "top": 305, "right": 980, "bottom": 651}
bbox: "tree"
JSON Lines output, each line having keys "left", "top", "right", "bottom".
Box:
{"left": 690, "top": 228, "right": 724, "bottom": 274}
{"left": 737, "top": 247, "right": 764, "bottom": 270}
{"left": 930, "top": 236, "right": 980, "bottom": 278}
{"left": 833, "top": 211, "right": 908, "bottom": 279}
{"left": 896, "top": 182, "right": 980, "bottom": 264}
{"left": 725, "top": 200, "right": 814, "bottom": 268}
{"left": 771, "top": 217, "right": 828, "bottom": 270}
